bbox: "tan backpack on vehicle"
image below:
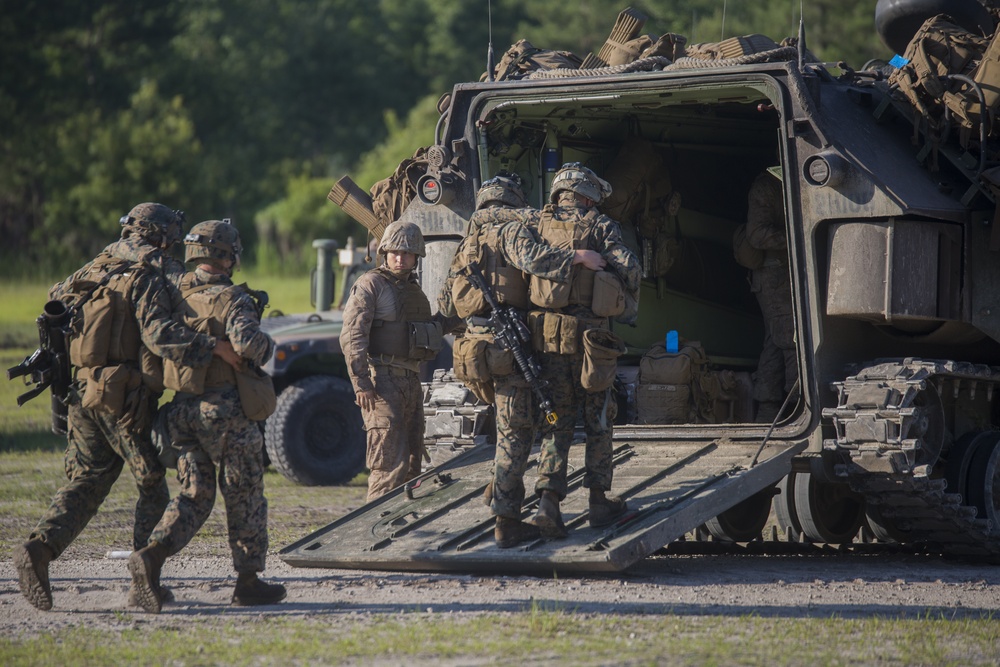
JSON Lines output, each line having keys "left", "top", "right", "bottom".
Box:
{"left": 889, "top": 15, "right": 993, "bottom": 134}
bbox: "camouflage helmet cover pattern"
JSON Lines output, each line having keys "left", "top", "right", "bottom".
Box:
{"left": 549, "top": 162, "right": 613, "bottom": 205}
{"left": 120, "top": 202, "right": 185, "bottom": 247}
{"left": 377, "top": 220, "right": 425, "bottom": 257}
{"left": 184, "top": 219, "right": 243, "bottom": 267}
{"left": 476, "top": 171, "right": 528, "bottom": 210}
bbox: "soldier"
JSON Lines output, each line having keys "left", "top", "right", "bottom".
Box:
{"left": 744, "top": 170, "right": 796, "bottom": 423}
{"left": 528, "top": 163, "right": 641, "bottom": 538}
{"left": 127, "top": 219, "right": 285, "bottom": 613}
{"left": 341, "top": 221, "right": 443, "bottom": 502}
{"left": 439, "top": 173, "right": 606, "bottom": 548}
{"left": 14, "top": 203, "right": 238, "bottom": 612}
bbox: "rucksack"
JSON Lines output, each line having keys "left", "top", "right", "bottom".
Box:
{"left": 369, "top": 147, "right": 429, "bottom": 234}
{"left": 889, "top": 15, "right": 992, "bottom": 134}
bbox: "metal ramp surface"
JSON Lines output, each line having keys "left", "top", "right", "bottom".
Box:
{"left": 280, "top": 437, "right": 807, "bottom": 574}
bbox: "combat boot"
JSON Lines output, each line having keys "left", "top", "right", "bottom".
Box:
{"left": 14, "top": 540, "right": 55, "bottom": 611}
{"left": 533, "top": 491, "right": 568, "bottom": 539}
{"left": 232, "top": 573, "right": 287, "bottom": 606}
{"left": 128, "top": 541, "right": 169, "bottom": 614}
{"left": 482, "top": 479, "right": 494, "bottom": 507}
{"left": 495, "top": 516, "right": 541, "bottom": 549}
{"left": 589, "top": 488, "right": 627, "bottom": 528}
{"left": 127, "top": 581, "right": 174, "bottom": 607}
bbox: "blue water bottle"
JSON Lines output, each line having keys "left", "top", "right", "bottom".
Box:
{"left": 666, "top": 330, "right": 679, "bottom": 354}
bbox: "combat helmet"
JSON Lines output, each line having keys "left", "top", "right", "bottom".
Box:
{"left": 476, "top": 171, "right": 528, "bottom": 210}
{"left": 377, "top": 220, "right": 425, "bottom": 258}
{"left": 549, "top": 163, "right": 613, "bottom": 205}
{"left": 120, "top": 203, "right": 185, "bottom": 248}
{"left": 184, "top": 219, "right": 242, "bottom": 271}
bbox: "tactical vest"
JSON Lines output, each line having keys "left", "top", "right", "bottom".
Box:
{"left": 162, "top": 273, "right": 240, "bottom": 393}
{"left": 368, "top": 268, "right": 440, "bottom": 361}
{"left": 451, "top": 220, "right": 530, "bottom": 318}
{"left": 528, "top": 207, "right": 601, "bottom": 310}
{"left": 64, "top": 252, "right": 146, "bottom": 370}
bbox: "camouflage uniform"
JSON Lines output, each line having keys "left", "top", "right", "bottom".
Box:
{"left": 148, "top": 266, "right": 274, "bottom": 574}
{"left": 15, "top": 204, "right": 218, "bottom": 612}
{"left": 31, "top": 239, "right": 217, "bottom": 557}
{"left": 341, "top": 222, "right": 437, "bottom": 502}
{"left": 533, "top": 195, "right": 641, "bottom": 500}
{"left": 439, "top": 204, "right": 577, "bottom": 524}
{"left": 745, "top": 172, "right": 796, "bottom": 422}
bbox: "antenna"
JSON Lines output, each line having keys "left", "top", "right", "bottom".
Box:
{"left": 486, "top": 0, "right": 495, "bottom": 82}
{"left": 797, "top": 0, "right": 806, "bottom": 73}
{"left": 720, "top": 0, "right": 727, "bottom": 42}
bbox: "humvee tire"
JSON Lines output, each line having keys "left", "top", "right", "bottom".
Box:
{"left": 265, "top": 375, "right": 365, "bottom": 486}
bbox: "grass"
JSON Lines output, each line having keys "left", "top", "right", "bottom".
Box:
{"left": 1, "top": 610, "right": 998, "bottom": 666}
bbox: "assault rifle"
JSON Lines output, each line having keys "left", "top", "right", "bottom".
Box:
{"left": 460, "top": 263, "right": 558, "bottom": 426}
{"left": 7, "top": 300, "right": 73, "bottom": 434}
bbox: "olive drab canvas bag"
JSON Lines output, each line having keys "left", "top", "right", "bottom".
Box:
{"left": 235, "top": 363, "right": 277, "bottom": 421}
{"left": 636, "top": 341, "right": 709, "bottom": 424}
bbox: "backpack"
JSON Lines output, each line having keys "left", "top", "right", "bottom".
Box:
{"left": 889, "top": 15, "right": 991, "bottom": 133}
{"left": 369, "top": 147, "right": 429, "bottom": 235}
{"left": 636, "top": 341, "right": 710, "bottom": 424}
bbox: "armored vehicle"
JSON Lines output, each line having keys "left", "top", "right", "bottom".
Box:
{"left": 283, "top": 1, "right": 1000, "bottom": 572}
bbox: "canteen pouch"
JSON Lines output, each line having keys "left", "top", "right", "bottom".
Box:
{"left": 591, "top": 270, "right": 626, "bottom": 317}
{"left": 451, "top": 274, "right": 489, "bottom": 318}
{"left": 236, "top": 365, "right": 278, "bottom": 421}
{"left": 453, "top": 335, "right": 494, "bottom": 403}
{"left": 581, "top": 328, "right": 627, "bottom": 391}
{"left": 80, "top": 364, "right": 139, "bottom": 416}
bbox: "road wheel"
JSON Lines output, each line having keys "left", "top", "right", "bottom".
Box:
{"left": 265, "top": 375, "right": 365, "bottom": 486}
{"left": 793, "top": 471, "right": 864, "bottom": 544}
{"left": 704, "top": 485, "right": 774, "bottom": 542}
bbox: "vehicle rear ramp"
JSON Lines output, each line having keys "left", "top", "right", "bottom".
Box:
{"left": 280, "top": 436, "right": 807, "bottom": 574}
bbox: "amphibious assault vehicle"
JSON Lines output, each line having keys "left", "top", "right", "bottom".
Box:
{"left": 283, "top": 0, "right": 1000, "bottom": 573}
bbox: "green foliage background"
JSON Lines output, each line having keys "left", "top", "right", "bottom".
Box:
{"left": 1, "top": 0, "right": 891, "bottom": 280}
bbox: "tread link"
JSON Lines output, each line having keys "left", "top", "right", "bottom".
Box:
{"left": 822, "top": 358, "right": 1000, "bottom": 559}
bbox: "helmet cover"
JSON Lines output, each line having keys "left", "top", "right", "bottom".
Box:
{"left": 120, "top": 202, "right": 185, "bottom": 247}
{"left": 549, "top": 163, "right": 613, "bottom": 205}
{"left": 377, "top": 221, "right": 425, "bottom": 257}
{"left": 476, "top": 171, "right": 528, "bottom": 210}
{"left": 184, "top": 218, "right": 242, "bottom": 268}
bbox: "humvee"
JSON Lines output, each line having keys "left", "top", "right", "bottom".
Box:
{"left": 283, "top": 0, "right": 1000, "bottom": 573}
{"left": 258, "top": 238, "right": 371, "bottom": 486}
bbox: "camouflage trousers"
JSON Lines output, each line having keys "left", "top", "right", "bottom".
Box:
{"left": 751, "top": 266, "right": 796, "bottom": 421}
{"left": 149, "top": 387, "right": 268, "bottom": 573}
{"left": 490, "top": 371, "right": 539, "bottom": 519}
{"left": 535, "top": 349, "right": 618, "bottom": 499}
{"left": 363, "top": 367, "right": 423, "bottom": 502}
{"left": 30, "top": 398, "right": 166, "bottom": 557}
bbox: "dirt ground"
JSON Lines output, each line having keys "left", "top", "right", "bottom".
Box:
{"left": 3, "top": 549, "right": 1000, "bottom": 637}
